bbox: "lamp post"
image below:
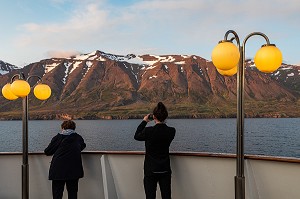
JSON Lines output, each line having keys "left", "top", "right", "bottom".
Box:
{"left": 2, "top": 72, "right": 51, "bottom": 199}
{"left": 211, "top": 30, "right": 282, "bottom": 199}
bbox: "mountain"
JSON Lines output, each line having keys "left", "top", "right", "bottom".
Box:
{"left": 0, "top": 50, "right": 299, "bottom": 120}
{"left": 0, "top": 60, "right": 19, "bottom": 75}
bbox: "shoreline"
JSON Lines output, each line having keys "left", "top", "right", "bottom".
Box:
{"left": 0, "top": 113, "right": 297, "bottom": 121}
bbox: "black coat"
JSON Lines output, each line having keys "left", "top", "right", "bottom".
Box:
{"left": 134, "top": 121, "right": 176, "bottom": 176}
{"left": 44, "top": 133, "right": 86, "bottom": 180}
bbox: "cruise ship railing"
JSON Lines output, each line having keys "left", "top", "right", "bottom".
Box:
{"left": 0, "top": 151, "right": 300, "bottom": 199}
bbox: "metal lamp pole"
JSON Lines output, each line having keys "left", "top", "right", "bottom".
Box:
{"left": 2, "top": 72, "right": 51, "bottom": 198}
{"left": 10, "top": 73, "right": 43, "bottom": 199}
{"left": 22, "top": 94, "right": 29, "bottom": 199}
{"left": 223, "top": 30, "right": 271, "bottom": 199}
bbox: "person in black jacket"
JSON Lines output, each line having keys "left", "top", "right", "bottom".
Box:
{"left": 134, "top": 102, "right": 176, "bottom": 199}
{"left": 44, "top": 120, "right": 86, "bottom": 199}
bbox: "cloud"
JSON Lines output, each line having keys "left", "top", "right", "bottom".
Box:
{"left": 16, "top": 0, "right": 300, "bottom": 46}
{"left": 130, "top": 0, "right": 300, "bottom": 20}
{"left": 16, "top": 2, "right": 109, "bottom": 47}
{"left": 10, "top": 0, "right": 300, "bottom": 65}
{"left": 46, "top": 50, "right": 81, "bottom": 59}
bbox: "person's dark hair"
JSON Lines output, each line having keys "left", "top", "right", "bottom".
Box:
{"left": 61, "top": 120, "right": 76, "bottom": 130}
{"left": 153, "top": 102, "right": 168, "bottom": 122}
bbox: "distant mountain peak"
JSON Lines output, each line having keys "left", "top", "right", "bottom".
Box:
{"left": 0, "top": 60, "right": 19, "bottom": 75}
{"left": 48, "top": 50, "right": 208, "bottom": 68}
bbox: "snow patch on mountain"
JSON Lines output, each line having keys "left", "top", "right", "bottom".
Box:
{"left": 97, "top": 57, "right": 106, "bottom": 61}
{"left": 181, "top": 55, "right": 190, "bottom": 59}
{"left": 160, "top": 56, "right": 176, "bottom": 63}
{"left": 175, "top": 61, "right": 186, "bottom": 64}
{"left": 180, "top": 67, "right": 184, "bottom": 73}
{"left": 143, "top": 60, "right": 158, "bottom": 65}
{"left": 145, "top": 65, "right": 157, "bottom": 70}
{"left": 70, "top": 61, "right": 81, "bottom": 74}
{"left": 0, "top": 69, "right": 10, "bottom": 75}
{"left": 280, "top": 66, "right": 293, "bottom": 70}
{"left": 44, "top": 63, "right": 58, "bottom": 73}
{"left": 126, "top": 56, "right": 147, "bottom": 65}
{"left": 149, "top": 75, "right": 157, "bottom": 79}
{"left": 73, "top": 51, "right": 97, "bottom": 60}
{"left": 63, "top": 62, "right": 72, "bottom": 84}
{"left": 273, "top": 71, "right": 280, "bottom": 76}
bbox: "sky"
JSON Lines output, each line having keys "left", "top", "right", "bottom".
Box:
{"left": 0, "top": 0, "right": 299, "bottom": 66}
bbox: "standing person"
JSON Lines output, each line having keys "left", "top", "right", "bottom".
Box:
{"left": 44, "top": 120, "right": 86, "bottom": 199}
{"left": 134, "top": 102, "right": 176, "bottom": 199}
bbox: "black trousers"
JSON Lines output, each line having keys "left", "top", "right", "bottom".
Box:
{"left": 52, "top": 179, "right": 79, "bottom": 199}
{"left": 144, "top": 173, "right": 172, "bottom": 199}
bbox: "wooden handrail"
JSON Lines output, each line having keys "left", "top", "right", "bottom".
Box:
{"left": 1, "top": 151, "right": 300, "bottom": 163}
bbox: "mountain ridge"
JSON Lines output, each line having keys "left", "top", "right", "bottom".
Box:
{"left": 0, "top": 50, "right": 299, "bottom": 120}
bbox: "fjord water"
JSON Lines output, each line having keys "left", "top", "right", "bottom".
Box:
{"left": 0, "top": 118, "right": 299, "bottom": 158}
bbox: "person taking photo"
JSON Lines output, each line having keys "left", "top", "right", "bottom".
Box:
{"left": 134, "top": 102, "right": 176, "bottom": 199}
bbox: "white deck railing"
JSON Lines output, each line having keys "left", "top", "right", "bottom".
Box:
{"left": 1, "top": 151, "right": 300, "bottom": 199}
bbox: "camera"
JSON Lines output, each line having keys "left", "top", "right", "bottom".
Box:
{"left": 148, "top": 114, "right": 153, "bottom": 121}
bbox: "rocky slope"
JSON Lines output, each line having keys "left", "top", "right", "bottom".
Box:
{"left": 0, "top": 51, "right": 299, "bottom": 119}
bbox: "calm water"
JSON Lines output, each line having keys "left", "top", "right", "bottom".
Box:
{"left": 0, "top": 118, "right": 300, "bottom": 158}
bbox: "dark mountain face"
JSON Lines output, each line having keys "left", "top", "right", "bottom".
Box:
{"left": 0, "top": 51, "right": 299, "bottom": 119}
{"left": 0, "top": 60, "right": 19, "bottom": 75}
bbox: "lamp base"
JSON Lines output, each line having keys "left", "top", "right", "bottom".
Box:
{"left": 22, "top": 164, "right": 29, "bottom": 199}
{"left": 235, "top": 176, "right": 245, "bottom": 199}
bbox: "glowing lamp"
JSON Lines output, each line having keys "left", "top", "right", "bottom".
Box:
{"left": 211, "top": 40, "right": 240, "bottom": 70}
{"left": 2, "top": 83, "right": 18, "bottom": 100}
{"left": 10, "top": 79, "right": 31, "bottom": 97}
{"left": 217, "top": 66, "right": 238, "bottom": 76}
{"left": 254, "top": 44, "right": 282, "bottom": 73}
{"left": 34, "top": 84, "right": 51, "bottom": 100}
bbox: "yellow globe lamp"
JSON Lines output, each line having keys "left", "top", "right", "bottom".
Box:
{"left": 254, "top": 44, "right": 282, "bottom": 73}
{"left": 2, "top": 83, "right": 19, "bottom": 100}
{"left": 10, "top": 79, "right": 31, "bottom": 98}
{"left": 34, "top": 84, "right": 51, "bottom": 100}
{"left": 211, "top": 40, "right": 240, "bottom": 70}
{"left": 217, "top": 65, "right": 238, "bottom": 76}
